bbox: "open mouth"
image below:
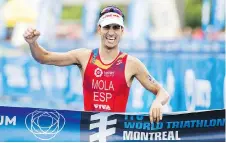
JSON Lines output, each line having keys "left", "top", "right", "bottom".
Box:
{"left": 106, "top": 37, "right": 116, "bottom": 43}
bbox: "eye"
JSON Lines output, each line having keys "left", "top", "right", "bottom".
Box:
{"left": 103, "top": 25, "right": 110, "bottom": 30}
{"left": 113, "top": 25, "right": 121, "bottom": 30}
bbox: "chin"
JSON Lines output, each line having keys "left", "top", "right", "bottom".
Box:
{"left": 105, "top": 45, "right": 116, "bottom": 49}
{"left": 105, "top": 43, "right": 117, "bottom": 49}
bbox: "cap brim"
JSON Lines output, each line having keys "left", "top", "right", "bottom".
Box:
{"left": 100, "top": 19, "right": 124, "bottom": 27}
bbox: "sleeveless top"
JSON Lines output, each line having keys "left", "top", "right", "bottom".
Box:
{"left": 83, "top": 48, "right": 130, "bottom": 112}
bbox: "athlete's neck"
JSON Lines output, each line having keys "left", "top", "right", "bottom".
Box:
{"left": 99, "top": 45, "right": 120, "bottom": 64}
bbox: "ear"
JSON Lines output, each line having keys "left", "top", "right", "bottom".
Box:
{"left": 97, "top": 25, "right": 101, "bottom": 34}
{"left": 121, "top": 27, "right": 124, "bottom": 35}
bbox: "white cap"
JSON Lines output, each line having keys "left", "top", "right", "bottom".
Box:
{"left": 98, "top": 12, "right": 124, "bottom": 27}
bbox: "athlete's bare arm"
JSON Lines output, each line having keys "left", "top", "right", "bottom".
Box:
{"left": 23, "top": 28, "right": 90, "bottom": 66}
{"left": 127, "top": 55, "right": 170, "bottom": 123}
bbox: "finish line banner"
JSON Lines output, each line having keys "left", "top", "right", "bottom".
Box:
{"left": 0, "top": 106, "right": 225, "bottom": 142}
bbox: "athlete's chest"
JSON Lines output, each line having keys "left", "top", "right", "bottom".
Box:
{"left": 84, "top": 58, "right": 127, "bottom": 91}
{"left": 85, "top": 62, "right": 125, "bottom": 84}
{"left": 88, "top": 61, "right": 124, "bottom": 76}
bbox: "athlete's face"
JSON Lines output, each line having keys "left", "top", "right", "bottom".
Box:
{"left": 98, "top": 24, "right": 124, "bottom": 49}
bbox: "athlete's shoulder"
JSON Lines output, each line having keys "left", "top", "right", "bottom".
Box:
{"left": 68, "top": 48, "right": 92, "bottom": 64}
{"left": 125, "top": 55, "right": 144, "bottom": 76}
{"left": 126, "top": 55, "right": 142, "bottom": 65}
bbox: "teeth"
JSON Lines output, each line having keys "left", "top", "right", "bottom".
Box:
{"left": 107, "top": 38, "right": 115, "bottom": 40}
{"left": 107, "top": 38, "right": 115, "bottom": 43}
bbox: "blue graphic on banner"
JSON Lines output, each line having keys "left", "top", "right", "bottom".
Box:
{"left": 0, "top": 106, "right": 80, "bottom": 141}
{"left": 213, "top": 54, "right": 225, "bottom": 109}
{"left": 0, "top": 57, "right": 3, "bottom": 96}
{"left": 0, "top": 106, "right": 224, "bottom": 141}
{"left": 26, "top": 59, "right": 44, "bottom": 100}
{"left": 2, "top": 56, "right": 30, "bottom": 97}
{"left": 179, "top": 54, "right": 214, "bottom": 111}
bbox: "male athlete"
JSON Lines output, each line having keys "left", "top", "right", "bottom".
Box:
{"left": 23, "top": 6, "right": 169, "bottom": 122}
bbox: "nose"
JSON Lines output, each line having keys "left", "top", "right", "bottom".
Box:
{"left": 108, "top": 27, "right": 115, "bottom": 35}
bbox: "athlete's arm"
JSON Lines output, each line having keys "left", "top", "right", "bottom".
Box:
{"left": 130, "top": 56, "right": 170, "bottom": 122}
{"left": 24, "top": 27, "right": 87, "bottom": 66}
{"left": 29, "top": 42, "right": 86, "bottom": 66}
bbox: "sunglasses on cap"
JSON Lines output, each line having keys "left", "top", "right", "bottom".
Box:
{"left": 99, "top": 6, "right": 124, "bottom": 19}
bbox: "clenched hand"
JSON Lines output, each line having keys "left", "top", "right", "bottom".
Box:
{"left": 23, "top": 28, "right": 40, "bottom": 44}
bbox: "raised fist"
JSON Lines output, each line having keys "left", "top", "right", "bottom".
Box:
{"left": 23, "top": 28, "right": 40, "bottom": 44}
